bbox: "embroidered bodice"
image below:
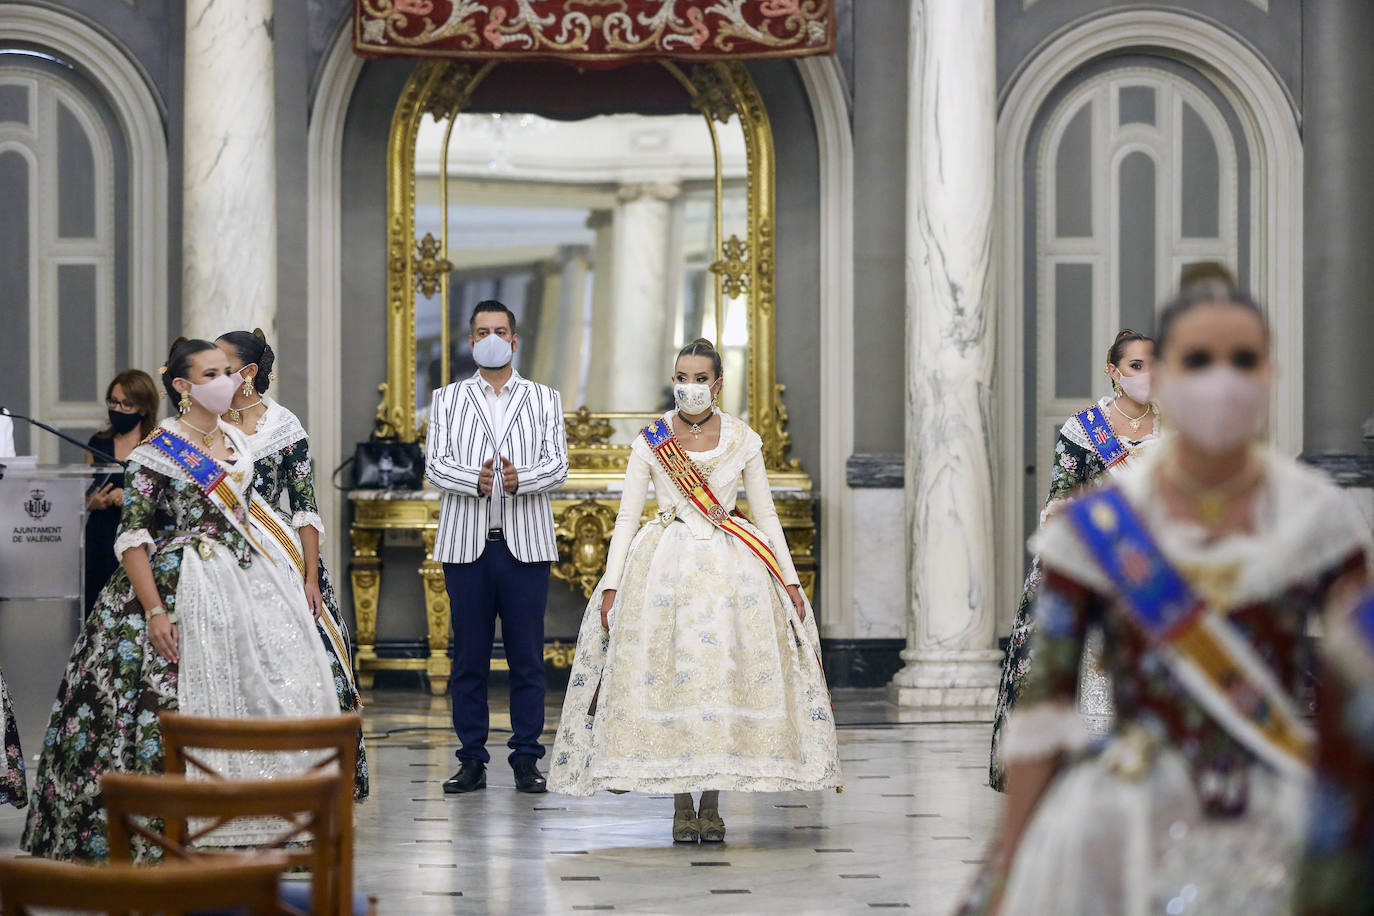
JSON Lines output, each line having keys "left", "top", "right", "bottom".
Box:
{"left": 240, "top": 398, "right": 325, "bottom": 536}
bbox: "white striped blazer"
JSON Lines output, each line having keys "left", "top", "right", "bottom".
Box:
{"left": 424, "top": 372, "right": 568, "bottom": 564}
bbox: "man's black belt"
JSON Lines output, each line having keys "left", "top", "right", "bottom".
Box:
{"left": 487, "top": 528, "right": 504, "bottom": 541}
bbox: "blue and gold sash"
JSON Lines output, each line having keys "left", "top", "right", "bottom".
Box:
{"left": 149, "top": 429, "right": 355, "bottom": 691}
{"left": 1066, "top": 487, "right": 1313, "bottom": 776}
{"left": 1075, "top": 404, "right": 1128, "bottom": 469}
{"left": 1332, "top": 588, "right": 1374, "bottom": 682}
{"left": 642, "top": 418, "right": 789, "bottom": 589}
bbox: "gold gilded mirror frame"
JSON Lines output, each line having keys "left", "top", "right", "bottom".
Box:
{"left": 376, "top": 59, "right": 802, "bottom": 476}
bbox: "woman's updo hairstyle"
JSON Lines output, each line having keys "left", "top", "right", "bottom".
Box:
{"left": 216, "top": 328, "right": 275, "bottom": 394}
{"left": 1106, "top": 329, "right": 1153, "bottom": 368}
{"left": 1155, "top": 278, "right": 1269, "bottom": 358}
{"left": 676, "top": 338, "right": 722, "bottom": 379}
{"left": 159, "top": 337, "right": 220, "bottom": 403}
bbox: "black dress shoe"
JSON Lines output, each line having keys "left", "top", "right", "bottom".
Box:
{"left": 512, "top": 760, "right": 547, "bottom": 794}
{"left": 443, "top": 760, "right": 486, "bottom": 794}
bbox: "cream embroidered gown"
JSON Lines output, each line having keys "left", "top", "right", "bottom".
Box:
{"left": 549, "top": 412, "right": 841, "bottom": 795}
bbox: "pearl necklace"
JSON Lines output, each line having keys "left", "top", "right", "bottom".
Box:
{"left": 226, "top": 398, "right": 263, "bottom": 426}
{"left": 1112, "top": 397, "right": 1152, "bottom": 433}
{"left": 178, "top": 416, "right": 220, "bottom": 448}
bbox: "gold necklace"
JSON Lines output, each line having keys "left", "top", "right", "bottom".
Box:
{"left": 1112, "top": 397, "right": 1151, "bottom": 433}
{"left": 1162, "top": 453, "right": 1263, "bottom": 525}
{"left": 179, "top": 416, "right": 220, "bottom": 449}
{"left": 226, "top": 398, "right": 263, "bottom": 425}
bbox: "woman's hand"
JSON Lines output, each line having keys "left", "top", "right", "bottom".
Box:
{"left": 108, "top": 487, "right": 124, "bottom": 508}
{"left": 86, "top": 482, "right": 115, "bottom": 510}
{"left": 304, "top": 578, "right": 325, "bottom": 621}
{"left": 147, "top": 614, "right": 179, "bottom": 663}
{"left": 785, "top": 585, "right": 807, "bottom": 621}
{"left": 600, "top": 590, "right": 616, "bottom": 629}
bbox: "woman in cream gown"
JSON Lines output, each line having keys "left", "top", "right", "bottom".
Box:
{"left": 23, "top": 339, "right": 341, "bottom": 860}
{"left": 549, "top": 340, "right": 840, "bottom": 843}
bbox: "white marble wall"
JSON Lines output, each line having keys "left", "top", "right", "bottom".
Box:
{"left": 182, "top": 0, "right": 277, "bottom": 341}
{"left": 889, "top": 0, "right": 1003, "bottom": 708}
{"left": 850, "top": 489, "right": 907, "bottom": 639}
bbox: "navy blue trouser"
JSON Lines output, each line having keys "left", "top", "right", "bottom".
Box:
{"left": 443, "top": 538, "right": 549, "bottom": 766}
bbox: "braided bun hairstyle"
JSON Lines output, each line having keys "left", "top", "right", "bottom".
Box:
{"left": 676, "top": 337, "right": 722, "bottom": 379}
{"left": 215, "top": 328, "right": 276, "bottom": 394}
{"left": 1106, "top": 328, "right": 1153, "bottom": 368}
{"left": 160, "top": 337, "right": 219, "bottom": 404}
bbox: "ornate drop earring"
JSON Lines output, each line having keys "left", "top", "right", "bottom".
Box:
{"left": 240, "top": 375, "right": 255, "bottom": 398}
{"left": 178, "top": 390, "right": 192, "bottom": 414}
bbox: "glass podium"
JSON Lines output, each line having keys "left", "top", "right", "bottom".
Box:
{"left": 0, "top": 462, "right": 116, "bottom": 772}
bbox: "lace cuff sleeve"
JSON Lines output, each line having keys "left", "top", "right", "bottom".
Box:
{"left": 113, "top": 529, "right": 156, "bottom": 560}
{"left": 1001, "top": 701, "right": 1088, "bottom": 764}
{"left": 292, "top": 509, "right": 326, "bottom": 543}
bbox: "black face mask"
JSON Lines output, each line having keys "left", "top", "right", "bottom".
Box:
{"left": 107, "top": 409, "right": 143, "bottom": 435}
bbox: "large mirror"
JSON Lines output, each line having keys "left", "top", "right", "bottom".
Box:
{"left": 379, "top": 61, "right": 798, "bottom": 472}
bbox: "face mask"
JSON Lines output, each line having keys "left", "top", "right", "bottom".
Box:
{"left": 472, "top": 334, "right": 513, "bottom": 370}
{"left": 107, "top": 408, "right": 143, "bottom": 434}
{"left": 1115, "top": 371, "right": 1152, "bottom": 403}
{"left": 674, "top": 382, "right": 714, "bottom": 416}
{"left": 1156, "top": 366, "right": 1268, "bottom": 455}
{"left": 188, "top": 372, "right": 240, "bottom": 416}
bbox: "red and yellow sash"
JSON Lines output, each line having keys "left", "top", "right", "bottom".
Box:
{"left": 642, "top": 418, "right": 789, "bottom": 588}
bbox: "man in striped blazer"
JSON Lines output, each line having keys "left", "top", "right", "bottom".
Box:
{"left": 425, "top": 300, "right": 569, "bottom": 795}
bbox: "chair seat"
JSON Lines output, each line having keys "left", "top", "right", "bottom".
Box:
{"left": 190, "top": 878, "right": 373, "bottom": 916}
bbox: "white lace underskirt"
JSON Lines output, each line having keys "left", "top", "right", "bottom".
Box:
{"left": 1000, "top": 745, "right": 1307, "bottom": 916}
{"left": 175, "top": 535, "right": 340, "bottom": 847}
{"left": 548, "top": 523, "right": 841, "bottom": 795}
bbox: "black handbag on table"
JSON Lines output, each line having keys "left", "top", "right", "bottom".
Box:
{"left": 344, "top": 438, "right": 425, "bottom": 490}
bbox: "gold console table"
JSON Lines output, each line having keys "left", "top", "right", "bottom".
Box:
{"left": 348, "top": 484, "right": 816, "bottom": 694}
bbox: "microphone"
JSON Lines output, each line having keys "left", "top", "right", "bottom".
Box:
{"left": 0, "top": 406, "right": 126, "bottom": 467}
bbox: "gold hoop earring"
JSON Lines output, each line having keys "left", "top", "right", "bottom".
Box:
{"left": 241, "top": 376, "right": 255, "bottom": 397}
{"left": 178, "top": 391, "right": 192, "bottom": 414}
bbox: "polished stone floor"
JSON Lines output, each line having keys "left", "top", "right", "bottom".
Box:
{"left": 0, "top": 687, "right": 1002, "bottom": 915}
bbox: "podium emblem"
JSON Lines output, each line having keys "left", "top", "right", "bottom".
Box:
{"left": 24, "top": 488, "right": 51, "bottom": 520}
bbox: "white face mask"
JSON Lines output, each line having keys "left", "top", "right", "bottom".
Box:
{"left": 1156, "top": 366, "right": 1268, "bottom": 455}
{"left": 674, "top": 382, "right": 714, "bottom": 416}
{"left": 1115, "top": 371, "right": 1152, "bottom": 403}
{"left": 472, "top": 334, "right": 513, "bottom": 370}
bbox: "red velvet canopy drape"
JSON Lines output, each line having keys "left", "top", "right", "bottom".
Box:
{"left": 354, "top": 1, "right": 834, "bottom": 63}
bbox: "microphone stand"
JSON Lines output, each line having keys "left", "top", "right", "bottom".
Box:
{"left": 0, "top": 408, "right": 126, "bottom": 472}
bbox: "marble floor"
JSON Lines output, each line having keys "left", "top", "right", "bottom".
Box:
{"left": 0, "top": 688, "right": 1003, "bottom": 915}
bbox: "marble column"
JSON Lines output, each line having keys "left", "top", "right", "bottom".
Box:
{"left": 529, "top": 259, "right": 564, "bottom": 386}
{"left": 583, "top": 210, "right": 616, "bottom": 407}
{"left": 603, "top": 182, "right": 680, "bottom": 411}
{"left": 888, "top": 0, "right": 1002, "bottom": 708}
{"left": 182, "top": 0, "right": 277, "bottom": 340}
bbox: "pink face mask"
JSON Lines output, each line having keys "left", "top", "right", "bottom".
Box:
{"left": 1156, "top": 366, "right": 1268, "bottom": 455}
{"left": 1115, "top": 371, "right": 1152, "bottom": 403}
{"left": 189, "top": 372, "right": 240, "bottom": 416}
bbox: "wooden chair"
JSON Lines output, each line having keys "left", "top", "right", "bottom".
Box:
{"left": 157, "top": 712, "right": 362, "bottom": 916}
{"left": 0, "top": 855, "right": 288, "bottom": 915}
{"left": 102, "top": 771, "right": 338, "bottom": 916}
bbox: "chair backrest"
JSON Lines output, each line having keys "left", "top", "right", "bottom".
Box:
{"left": 0, "top": 855, "right": 288, "bottom": 915}
{"left": 101, "top": 771, "right": 338, "bottom": 916}
{"left": 158, "top": 711, "right": 362, "bottom": 916}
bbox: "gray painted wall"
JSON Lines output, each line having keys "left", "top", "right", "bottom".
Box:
{"left": 850, "top": 0, "right": 908, "bottom": 455}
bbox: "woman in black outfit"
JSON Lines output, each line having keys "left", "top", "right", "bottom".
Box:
{"left": 83, "top": 369, "right": 159, "bottom": 616}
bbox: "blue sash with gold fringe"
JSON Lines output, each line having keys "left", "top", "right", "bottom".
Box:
{"left": 1066, "top": 487, "right": 1313, "bottom": 776}
{"left": 1075, "top": 404, "right": 1128, "bottom": 469}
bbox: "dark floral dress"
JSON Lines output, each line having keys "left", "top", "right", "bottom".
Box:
{"left": 247, "top": 403, "right": 368, "bottom": 800}
{"left": 1297, "top": 592, "right": 1374, "bottom": 916}
{"left": 1, "top": 665, "right": 24, "bottom": 808}
{"left": 988, "top": 399, "right": 1158, "bottom": 790}
{"left": 22, "top": 453, "right": 254, "bottom": 860}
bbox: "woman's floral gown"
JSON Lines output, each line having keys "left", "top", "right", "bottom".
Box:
{"left": 988, "top": 397, "right": 1159, "bottom": 790}
{"left": 1, "top": 665, "right": 24, "bottom": 808}
{"left": 22, "top": 421, "right": 340, "bottom": 861}
{"left": 242, "top": 397, "right": 368, "bottom": 799}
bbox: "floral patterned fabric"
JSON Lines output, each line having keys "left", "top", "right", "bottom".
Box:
{"left": 988, "top": 400, "right": 1158, "bottom": 790}
{"left": 247, "top": 413, "right": 369, "bottom": 800}
{"left": 548, "top": 417, "right": 840, "bottom": 795}
{"left": 21, "top": 455, "right": 246, "bottom": 861}
{"left": 1, "top": 664, "right": 25, "bottom": 808}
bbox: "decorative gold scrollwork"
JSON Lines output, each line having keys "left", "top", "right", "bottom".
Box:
{"left": 413, "top": 233, "right": 453, "bottom": 299}
{"left": 542, "top": 641, "right": 577, "bottom": 669}
{"left": 424, "top": 63, "right": 481, "bottom": 121}
{"left": 687, "top": 64, "right": 737, "bottom": 123}
{"left": 709, "top": 234, "right": 750, "bottom": 299}
{"left": 552, "top": 499, "right": 619, "bottom": 598}
{"left": 565, "top": 406, "right": 615, "bottom": 448}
